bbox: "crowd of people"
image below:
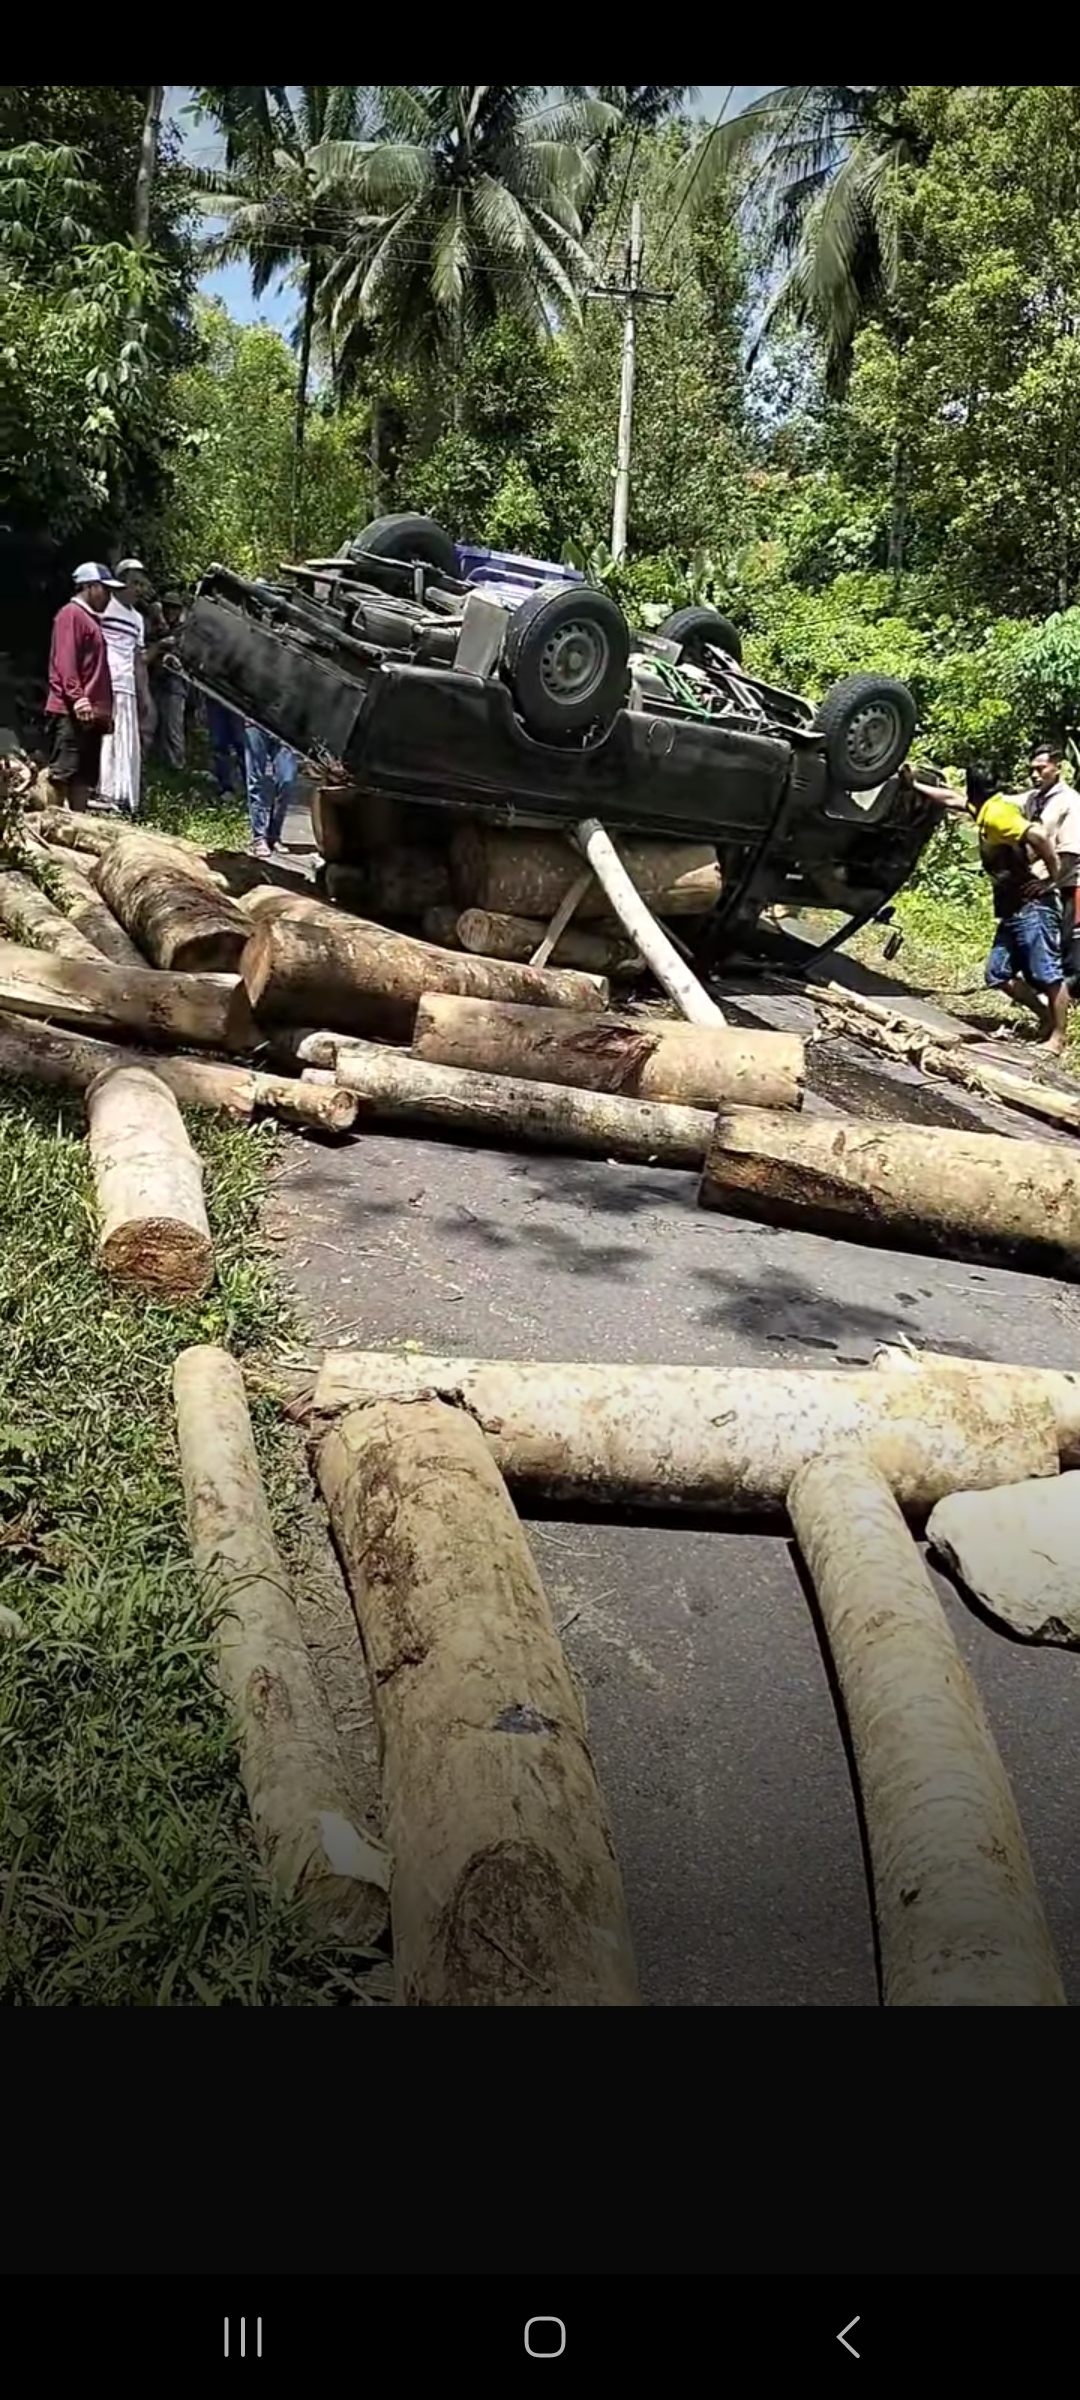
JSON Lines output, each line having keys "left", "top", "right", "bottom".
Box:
{"left": 42, "top": 558, "right": 299, "bottom": 861}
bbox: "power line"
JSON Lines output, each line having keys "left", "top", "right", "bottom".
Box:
{"left": 597, "top": 123, "right": 641, "bottom": 285}
{"left": 646, "top": 85, "right": 735, "bottom": 271}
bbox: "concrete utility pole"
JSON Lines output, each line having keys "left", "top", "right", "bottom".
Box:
{"left": 587, "top": 202, "right": 672, "bottom": 562}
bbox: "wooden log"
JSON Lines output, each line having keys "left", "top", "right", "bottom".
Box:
{"left": 203, "top": 850, "right": 318, "bottom": 902}
{"left": 455, "top": 907, "right": 639, "bottom": 976}
{"left": 241, "top": 914, "right": 609, "bottom": 1040}
{"left": 421, "top": 908, "right": 462, "bottom": 950}
{"left": 311, "top": 1353, "right": 1058, "bottom": 1518}
{"left": 927, "top": 1474, "right": 1080, "bottom": 1647}
{"left": 788, "top": 1448, "right": 1066, "bottom": 2007}
{"left": 174, "top": 1346, "right": 390, "bottom": 1943}
{"left": 0, "top": 1012, "right": 358, "bottom": 1131}
{"left": 21, "top": 846, "right": 147, "bottom": 970}
{"left": 95, "top": 835, "right": 251, "bottom": 973}
{"left": 0, "top": 938, "right": 258, "bottom": 1051}
{"left": 872, "top": 1345, "right": 1080, "bottom": 1469}
{"left": 267, "top": 1027, "right": 343, "bottom": 1072}
{"left": 33, "top": 809, "right": 208, "bottom": 866}
{"left": 317, "top": 1397, "right": 639, "bottom": 2006}
{"left": 0, "top": 868, "right": 109, "bottom": 964}
{"left": 450, "top": 822, "right": 723, "bottom": 920}
{"left": 332, "top": 1041, "right": 713, "bottom": 1166}
{"left": 412, "top": 995, "right": 805, "bottom": 1111}
{"left": 326, "top": 851, "right": 455, "bottom": 920}
{"left": 310, "top": 786, "right": 352, "bottom": 865}
{"left": 699, "top": 1109, "right": 1080, "bottom": 1277}
{"left": 575, "top": 818, "right": 725, "bottom": 1026}
{"left": 86, "top": 1065, "right": 214, "bottom": 1299}
{"left": 240, "top": 886, "right": 333, "bottom": 927}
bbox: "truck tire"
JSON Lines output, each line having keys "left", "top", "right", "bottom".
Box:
{"left": 815, "top": 673, "right": 917, "bottom": 792}
{"left": 348, "top": 513, "right": 459, "bottom": 576}
{"left": 657, "top": 606, "right": 743, "bottom": 666}
{"left": 502, "top": 583, "right": 631, "bottom": 738}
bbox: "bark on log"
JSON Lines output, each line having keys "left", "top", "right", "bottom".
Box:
{"left": 310, "top": 786, "right": 352, "bottom": 865}
{"left": 813, "top": 981, "right": 970, "bottom": 1046}
{"left": 317, "top": 1397, "right": 639, "bottom": 2005}
{"left": 0, "top": 868, "right": 109, "bottom": 964}
{"left": 0, "top": 938, "right": 258, "bottom": 1050}
{"left": 241, "top": 914, "right": 608, "bottom": 1039}
{"left": 927, "top": 1474, "right": 1080, "bottom": 1647}
{"left": 332, "top": 1041, "right": 713, "bottom": 1165}
{"left": 86, "top": 1066, "right": 214, "bottom": 1299}
{"left": 412, "top": 994, "right": 805, "bottom": 1111}
{"left": 918, "top": 1044, "right": 1080, "bottom": 1135}
{"left": 699, "top": 1109, "right": 1080, "bottom": 1276}
{"left": 326, "top": 851, "right": 455, "bottom": 920}
{"left": 312, "top": 1354, "right": 1058, "bottom": 1518}
{"left": 95, "top": 835, "right": 251, "bottom": 972}
{"left": 576, "top": 818, "right": 725, "bottom": 1026}
{"left": 0, "top": 1010, "right": 357, "bottom": 1130}
{"left": 450, "top": 822, "right": 723, "bottom": 920}
{"left": 788, "top": 1448, "right": 1066, "bottom": 2007}
{"left": 174, "top": 1347, "right": 390, "bottom": 1942}
{"left": 872, "top": 1345, "right": 1080, "bottom": 1470}
{"left": 20, "top": 848, "right": 147, "bottom": 969}
{"left": 421, "top": 908, "right": 463, "bottom": 950}
{"left": 240, "top": 886, "right": 335, "bottom": 927}
{"left": 267, "top": 1028, "right": 343, "bottom": 1072}
{"left": 33, "top": 808, "right": 208, "bottom": 866}
{"left": 456, "top": 908, "right": 640, "bottom": 977}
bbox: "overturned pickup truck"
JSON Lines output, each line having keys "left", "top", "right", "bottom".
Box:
{"left": 180, "top": 512, "right": 944, "bottom": 959}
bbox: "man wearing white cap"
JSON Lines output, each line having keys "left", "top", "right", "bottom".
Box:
{"left": 98, "top": 558, "right": 152, "bottom": 814}
{"left": 44, "top": 564, "right": 121, "bottom": 810}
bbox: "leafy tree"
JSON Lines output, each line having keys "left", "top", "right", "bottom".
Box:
{"left": 394, "top": 314, "right": 587, "bottom": 554}
{"left": 559, "top": 87, "right": 699, "bottom": 227}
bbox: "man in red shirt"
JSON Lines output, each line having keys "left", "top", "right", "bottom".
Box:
{"left": 45, "top": 563, "right": 123, "bottom": 809}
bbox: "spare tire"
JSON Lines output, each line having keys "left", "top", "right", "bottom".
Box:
{"left": 348, "top": 513, "right": 459, "bottom": 576}
{"left": 816, "top": 673, "right": 917, "bottom": 792}
{"left": 503, "top": 583, "right": 631, "bottom": 738}
{"left": 657, "top": 606, "right": 743, "bottom": 666}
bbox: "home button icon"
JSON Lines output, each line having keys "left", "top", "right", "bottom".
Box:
{"left": 525, "top": 2318, "right": 567, "bottom": 2359}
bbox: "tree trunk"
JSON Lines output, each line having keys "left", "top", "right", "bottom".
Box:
{"left": 872, "top": 1345, "right": 1080, "bottom": 1469}
{"left": 292, "top": 255, "right": 318, "bottom": 550}
{"left": 699, "top": 1109, "right": 1080, "bottom": 1277}
{"left": 134, "top": 84, "right": 165, "bottom": 247}
{"left": 317, "top": 1397, "right": 640, "bottom": 2006}
{"left": 927, "top": 1474, "right": 1080, "bottom": 1647}
{"left": 455, "top": 908, "right": 640, "bottom": 977}
{"left": 0, "top": 938, "right": 258, "bottom": 1050}
{"left": 0, "top": 1012, "right": 357, "bottom": 1132}
{"left": 576, "top": 819, "right": 725, "bottom": 1025}
{"left": 267, "top": 1028, "right": 342, "bottom": 1072}
{"left": 421, "top": 908, "right": 462, "bottom": 950}
{"left": 240, "top": 886, "right": 337, "bottom": 927}
{"left": 330, "top": 1041, "right": 713, "bottom": 1166}
{"left": 87, "top": 1066, "right": 214, "bottom": 1299}
{"left": 311, "top": 1354, "right": 1058, "bottom": 1519}
{"left": 241, "top": 914, "right": 608, "bottom": 1040}
{"left": 326, "top": 852, "right": 455, "bottom": 920}
{"left": 0, "top": 868, "right": 109, "bottom": 965}
{"left": 19, "top": 847, "right": 147, "bottom": 969}
{"left": 95, "top": 836, "right": 251, "bottom": 972}
{"left": 788, "top": 1449, "right": 1066, "bottom": 2007}
{"left": 450, "top": 823, "right": 723, "bottom": 920}
{"left": 173, "top": 1347, "right": 391, "bottom": 1943}
{"left": 31, "top": 808, "right": 205, "bottom": 863}
{"left": 412, "top": 995, "right": 805, "bottom": 1111}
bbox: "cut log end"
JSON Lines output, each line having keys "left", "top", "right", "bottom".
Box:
{"left": 99, "top": 1216, "right": 214, "bottom": 1299}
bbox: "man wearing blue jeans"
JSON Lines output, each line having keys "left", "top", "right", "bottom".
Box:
{"left": 245, "top": 721, "right": 299, "bottom": 859}
{"left": 905, "top": 761, "right": 1069, "bottom": 1051}
{"left": 205, "top": 697, "right": 247, "bottom": 800}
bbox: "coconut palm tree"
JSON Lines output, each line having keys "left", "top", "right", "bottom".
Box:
{"left": 559, "top": 85, "right": 699, "bottom": 230}
{"left": 310, "top": 86, "right": 614, "bottom": 383}
{"left": 189, "top": 86, "right": 374, "bottom": 493}
{"left": 672, "top": 85, "right": 917, "bottom": 394}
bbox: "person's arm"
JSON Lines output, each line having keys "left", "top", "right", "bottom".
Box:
{"left": 899, "top": 765, "right": 965, "bottom": 811}
{"left": 51, "top": 610, "right": 95, "bottom": 718}
{"left": 1025, "top": 822, "right": 1061, "bottom": 882}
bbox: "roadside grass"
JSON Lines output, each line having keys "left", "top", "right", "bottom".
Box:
{"left": 0, "top": 1092, "right": 383, "bottom": 2005}
{"left": 139, "top": 756, "right": 249, "bottom": 854}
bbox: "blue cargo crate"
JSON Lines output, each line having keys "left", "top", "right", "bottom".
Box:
{"left": 454, "top": 544, "right": 584, "bottom": 605}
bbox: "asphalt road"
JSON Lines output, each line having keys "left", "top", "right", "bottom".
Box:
{"left": 267, "top": 1106, "right": 1080, "bottom": 2010}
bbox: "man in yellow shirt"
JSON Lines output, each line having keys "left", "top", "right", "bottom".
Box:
{"left": 903, "top": 762, "right": 1068, "bottom": 1051}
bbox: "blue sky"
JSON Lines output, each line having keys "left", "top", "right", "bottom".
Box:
{"left": 168, "top": 85, "right": 769, "bottom": 333}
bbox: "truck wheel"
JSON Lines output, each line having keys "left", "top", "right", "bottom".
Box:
{"left": 503, "top": 584, "right": 630, "bottom": 737}
{"left": 657, "top": 606, "right": 743, "bottom": 666}
{"left": 348, "top": 513, "right": 459, "bottom": 576}
{"left": 815, "top": 673, "right": 917, "bottom": 792}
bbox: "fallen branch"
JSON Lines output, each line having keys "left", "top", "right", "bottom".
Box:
{"left": 241, "top": 913, "right": 608, "bottom": 1040}
{"left": 699, "top": 1108, "right": 1080, "bottom": 1276}
{"left": 317, "top": 1397, "right": 639, "bottom": 2005}
{"left": 575, "top": 817, "right": 724, "bottom": 1026}
{"left": 412, "top": 994, "right": 804, "bottom": 1110}
{"left": 812, "top": 980, "right": 971, "bottom": 1046}
{"left": 87, "top": 1065, "right": 214, "bottom": 1299}
{"left": 789, "top": 1447, "right": 1066, "bottom": 2006}
{"left": 0, "top": 1012, "right": 357, "bottom": 1131}
{"left": 174, "top": 1346, "right": 390, "bottom": 1944}
{"left": 311, "top": 1353, "right": 1058, "bottom": 1517}
{"left": 0, "top": 938, "right": 258, "bottom": 1050}
{"left": 331, "top": 1040, "right": 713, "bottom": 1166}
{"left": 529, "top": 869, "right": 593, "bottom": 968}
